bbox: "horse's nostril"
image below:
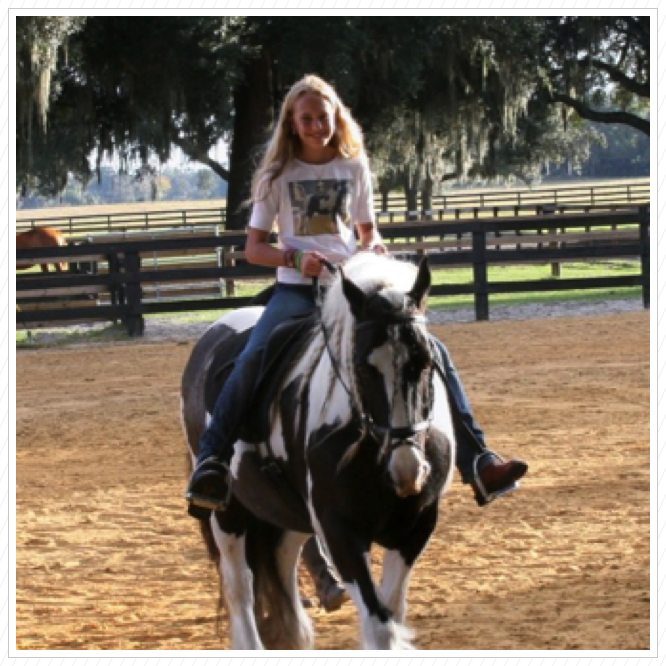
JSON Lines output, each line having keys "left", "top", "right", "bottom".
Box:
{"left": 396, "top": 483, "right": 419, "bottom": 498}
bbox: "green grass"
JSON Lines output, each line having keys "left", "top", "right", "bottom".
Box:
{"left": 427, "top": 260, "right": 642, "bottom": 309}
{"left": 17, "top": 261, "right": 643, "bottom": 347}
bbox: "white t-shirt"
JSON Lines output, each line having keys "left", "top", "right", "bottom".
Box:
{"left": 249, "top": 156, "right": 376, "bottom": 285}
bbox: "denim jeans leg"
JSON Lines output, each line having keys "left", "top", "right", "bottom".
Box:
{"left": 431, "top": 337, "right": 489, "bottom": 483}
{"left": 197, "top": 284, "right": 316, "bottom": 463}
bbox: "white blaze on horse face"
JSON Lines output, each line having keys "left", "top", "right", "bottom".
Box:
{"left": 367, "top": 331, "right": 412, "bottom": 429}
{"left": 367, "top": 333, "right": 431, "bottom": 496}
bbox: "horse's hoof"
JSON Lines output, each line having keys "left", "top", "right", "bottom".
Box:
{"left": 318, "top": 582, "right": 350, "bottom": 613}
{"left": 187, "top": 503, "right": 212, "bottom": 520}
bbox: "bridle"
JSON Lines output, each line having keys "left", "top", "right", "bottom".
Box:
{"left": 314, "top": 262, "right": 434, "bottom": 456}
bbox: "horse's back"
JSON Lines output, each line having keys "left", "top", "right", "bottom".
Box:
{"left": 16, "top": 226, "right": 67, "bottom": 271}
{"left": 16, "top": 226, "right": 66, "bottom": 247}
{"left": 181, "top": 307, "right": 263, "bottom": 460}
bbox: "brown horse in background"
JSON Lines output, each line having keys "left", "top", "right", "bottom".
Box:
{"left": 16, "top": 227, "right": 68, "bottom": 273}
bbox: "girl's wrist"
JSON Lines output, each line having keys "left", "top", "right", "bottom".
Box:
{"left": 295, "top": 250, "right": 304, "bottom": 273}
{"left": 283, "top": 249, "right": 298, "bottom": 268}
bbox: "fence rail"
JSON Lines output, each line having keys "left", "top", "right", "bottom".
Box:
{"left": 16, "top": 206, "right": 649, "bottom": 335}
{"left": 16, "top": 179, "right": 649, "bottom": 236}
{"left": 379, "top": 179, "right": 649, "bottom": 213}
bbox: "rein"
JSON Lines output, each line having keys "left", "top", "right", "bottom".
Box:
{"left": 313, "top": 262, "right": 434, "bottom": 452}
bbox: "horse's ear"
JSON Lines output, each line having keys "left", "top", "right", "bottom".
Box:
{"left": 341, "top": 268, "right": 366, "bottom": 319}
{"left": 408, "top": 257, "right": 431, "bottom": 311}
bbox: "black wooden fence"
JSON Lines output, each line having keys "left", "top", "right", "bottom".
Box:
{"left": 16, "top": 206, "right": 649, "bottom": 336}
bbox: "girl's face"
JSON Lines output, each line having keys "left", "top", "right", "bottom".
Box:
{"left": 291, "top": 93, "right": 337, "bottom": 160}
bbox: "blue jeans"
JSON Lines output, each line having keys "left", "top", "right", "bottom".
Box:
{"left": 197, "top": 283, "right": 317, "bottom": 462}
{"left": 430, "top": 339, "right": 487, "bottom": 482}
{"left": 197, "top": 283, "right": 488, "bottom": 483}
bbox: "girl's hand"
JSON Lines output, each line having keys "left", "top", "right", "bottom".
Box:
{"left": 299, "top": 251, "right": 328, "bottom": 277}
{"left": 370, "top": 242, "right": 389, "bottom": 255}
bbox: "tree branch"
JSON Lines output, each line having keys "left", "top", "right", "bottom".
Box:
{"left": 553, "top": 93, "right": 649, "bottom": 136}
{"left": 171, "top": 136, "right": 230, "bottom": 181}
{"left": 588, "top": 57, "right": 649, "bottom": 97}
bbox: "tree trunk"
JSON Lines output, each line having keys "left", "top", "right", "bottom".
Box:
{"left": 379, "top": 182, "right": 391, "bottom": 212}
{"left": 420, "top": 165, "right": 433, "bottom": 216}
{"left": 403, "top": 166, "right": 419, "bottom": 216}
{"left": 226, "top": 51, "right": 275, "bottom": 230}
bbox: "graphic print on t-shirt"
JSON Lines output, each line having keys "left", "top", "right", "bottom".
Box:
{"left": 289, "top": 179, "right": 351, "bottom": 236}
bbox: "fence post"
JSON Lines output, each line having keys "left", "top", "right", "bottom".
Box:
{"left": 541, "top": 205, "right": 560, "bottom": 277}
{"left": 640, "top": 206, "right": 650, "bottom": 309}
{"left": 123, "top": 250, "right": 145, "bottom": 337}
{"left": 108, "top": 252, "right": 123, "bottom": 316}
{"left": 225, "top": 246, "right": 236, "bottom": 297}
{"left": 472, "top": 225, "right": 489, "bottom": 321}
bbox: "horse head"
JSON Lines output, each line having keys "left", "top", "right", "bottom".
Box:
{"left": 335, "top": 256, "right": 435, "bottom": 497}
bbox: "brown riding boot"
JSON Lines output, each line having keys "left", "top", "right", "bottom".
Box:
{"left": 471, "top": 454, "right": 528, "bottom": 507}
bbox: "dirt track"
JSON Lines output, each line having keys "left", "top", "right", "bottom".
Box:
{"left": 16, "top": 311, "right": 649, "bottom": 650}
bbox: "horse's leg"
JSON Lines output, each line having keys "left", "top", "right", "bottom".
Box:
{"left": 210, "top": 515, "right": 264, "bottom": 649}
{"left": 317, "top": 516, "right": 415, "bottom": 650}
{"left": 273, "top": 531, "right": 314, "bottom": 649}
{"left": 379, "top": 550, "right": 412, "bottom": 623}
{"left": 379, "top": 502, "right": 439, "bottom": 624}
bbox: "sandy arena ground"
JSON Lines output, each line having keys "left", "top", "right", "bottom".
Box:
{"left": 16, "top": 311, "right": 649, "bottom": 650}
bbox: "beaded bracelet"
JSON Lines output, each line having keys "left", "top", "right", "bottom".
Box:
{"left": 295, "top": 250, "right": 304, "bottom": 272}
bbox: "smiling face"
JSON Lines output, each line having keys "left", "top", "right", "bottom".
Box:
{"left": 291, "top": 92, "right": 337, "bottom": 162}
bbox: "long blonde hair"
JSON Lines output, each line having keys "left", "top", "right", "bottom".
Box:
{"left": 250, "top": 74, "right": 366, "bottom": 202}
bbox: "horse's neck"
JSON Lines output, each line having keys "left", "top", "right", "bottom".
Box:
{"left": 431, "top": 370, "right": 455, "bottom": 444}
{"left": 287, "top": 325, "right": 356, "bottom": 426}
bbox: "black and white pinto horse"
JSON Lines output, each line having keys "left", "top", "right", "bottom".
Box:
{"left": 181, "top": 253, "right": 455, "bottom": 649}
